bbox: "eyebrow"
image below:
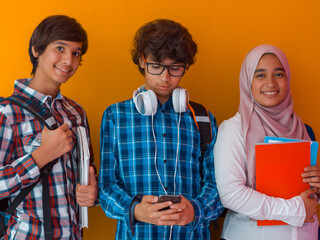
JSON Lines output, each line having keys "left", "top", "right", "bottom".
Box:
{"left": 148, "top": 58, "right": 181, "bottom": 65}
{"left": 254, "top": 67, "right": 285, "bottom": 74}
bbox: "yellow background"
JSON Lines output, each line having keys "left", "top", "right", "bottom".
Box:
{"left": 1, "top": 0, "right": 320, "bottom": 239}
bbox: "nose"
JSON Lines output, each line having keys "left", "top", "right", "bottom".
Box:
{"left": 266, "top": 75, "right": 277, "bottom": 85}
{"left": 160, "top": 67, "right": 170, "bottom": 82}
{"left": 62, "top": 52, "right": 73, "bottom": 65}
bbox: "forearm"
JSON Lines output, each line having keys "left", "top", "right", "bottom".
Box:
{"left": 214, "top": 122, "right": 306, "bottom": 226}
{"left": 99, "top": 179, "right": 136, "bottom": 235}
{"left": 0, "top": 154, "right": 40, "bottom": 198}
{"left": 218, "top": 179, "right": 306, "bottom": 226}
{"left": 191, "top": 182, "right": 224, "bottom": 224}
{"left": 99, "top": 180, "right": 133, "bottom": 219}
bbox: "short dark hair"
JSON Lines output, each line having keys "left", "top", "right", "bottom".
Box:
{"left": 28, "top": 15, "right": 88, "bottom": 74}
{"left": 131, "top": 19, "right": 197, "bottom": 75}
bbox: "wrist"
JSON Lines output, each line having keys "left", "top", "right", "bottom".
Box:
{"left": 129, "top": 194, "right": 144, "bottom": 236}
{"left": 31, "top": 147, "right": 50, "bottom": 169}
{"left": 132, "top": 194, "right": 144, "bottom": 221}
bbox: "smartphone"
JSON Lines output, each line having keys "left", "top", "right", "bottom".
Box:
{"left": 158, "top": 195, "right": 181, "bottom": 211}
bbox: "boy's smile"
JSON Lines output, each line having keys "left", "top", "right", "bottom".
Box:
{"left": 31, "top": 40, "right": 82, "bottom": 92}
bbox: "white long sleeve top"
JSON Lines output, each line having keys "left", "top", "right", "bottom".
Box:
{"left": 214, "top": 112, "right": 318, "bottom": 240}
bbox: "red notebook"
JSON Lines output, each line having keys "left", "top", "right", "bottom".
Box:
{"left": 255, "top": 141, "right": 311, "bottom": 226}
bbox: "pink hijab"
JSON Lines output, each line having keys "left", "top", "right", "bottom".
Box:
{"left": 239, "top": 44, "right": 310, "bottom": 188}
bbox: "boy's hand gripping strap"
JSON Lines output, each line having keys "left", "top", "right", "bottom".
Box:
{"left": 2, "top": 95, "right": 58, "bottom": 240}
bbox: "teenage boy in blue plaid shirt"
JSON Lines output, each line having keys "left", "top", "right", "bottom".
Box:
{"left": 0, "top": 15, "right": 98, "bottom": 239}
{"left": 99, "top": 19, "right": 224, "bottom": 239}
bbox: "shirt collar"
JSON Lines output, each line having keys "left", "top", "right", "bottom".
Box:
{"left": 13, "top": 78, "right": 64, "bottom": 105}
{"left": 160, "top": 96, "right": 174, "bottom": 111}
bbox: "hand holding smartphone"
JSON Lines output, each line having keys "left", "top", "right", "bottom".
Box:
{"left": 158, "top": 195, "right": 181, "bottom": 211}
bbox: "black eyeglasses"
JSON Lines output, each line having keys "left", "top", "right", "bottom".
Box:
{"left": 142, "top": 55, "right": 186, "bottom": 77}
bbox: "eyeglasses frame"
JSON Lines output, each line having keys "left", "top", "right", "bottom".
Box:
{"left": 141, "top": 54, "right": 187, "bottom": 77}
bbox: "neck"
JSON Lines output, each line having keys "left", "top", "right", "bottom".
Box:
{"left": 157, "top": 96, "right": 170, "bottom": 105}
{"left": 29, "top": 75, "right": 60, "bottom": 98}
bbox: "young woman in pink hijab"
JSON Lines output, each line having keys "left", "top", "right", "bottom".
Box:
{"left": 214, "top": 44, "right": 320, "bottom": 240}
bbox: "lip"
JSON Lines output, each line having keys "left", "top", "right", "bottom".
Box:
{"left": 158, "top": 85, "right": 170, "bottom": 90}
{"left": 55, "top": 65, "right": 72, "bottom": 73}
{"left": 261, "top": 90, "right": 279, "bottom": 96}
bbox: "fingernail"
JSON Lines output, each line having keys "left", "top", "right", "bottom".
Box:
{"left": 65, "top": 121, "right": 71, "bottom": 128}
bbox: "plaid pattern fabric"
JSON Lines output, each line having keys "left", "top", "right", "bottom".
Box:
{"left": 0, "top": 78, "right": 92, "bottom": 240}
{"left": 6, "top": 95, "right": 58, "bottom": 130}
{"left": 99, "top": 97, "right": 224, "bottom": 240}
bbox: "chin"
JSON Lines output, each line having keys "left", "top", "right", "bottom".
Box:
{"left": 53, "top": 78, "right": 71, "bottom": 85}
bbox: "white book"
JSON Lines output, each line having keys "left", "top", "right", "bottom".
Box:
{"left": 77, "top": 126, "right": 90, "bottom": 229}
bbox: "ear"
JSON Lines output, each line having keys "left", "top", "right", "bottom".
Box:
{"left": 139, "top": 57, "right": 145, "bottom": 69}
{"left": 32, "top": 46, "right": 39, "bottom": 58}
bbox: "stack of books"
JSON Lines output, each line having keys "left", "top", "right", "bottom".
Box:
{"left": 255, "top": 136, "right": 318, "bottom": 226}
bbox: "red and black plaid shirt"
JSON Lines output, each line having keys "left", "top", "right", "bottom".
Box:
{"left": 0, "top": 78, "right": 93, "bottom": 239}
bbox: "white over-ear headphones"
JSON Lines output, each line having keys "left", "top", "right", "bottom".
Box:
{"left": 132, "top": 85, "right": 189, "bottom": 115}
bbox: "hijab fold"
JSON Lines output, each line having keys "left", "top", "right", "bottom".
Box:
{"left": 239, "top": 44, "right": 310, "bottom": 188}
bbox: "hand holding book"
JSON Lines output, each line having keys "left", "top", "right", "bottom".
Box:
{"left": 76, "top": 126, "right": 97, "bottom": 229}
{"left": 76, "top": 166, "right": 98, "bottom": 206}
{"left": 302, "top": 165, "right": 320, "bottom": 195}
{"left": 255, "top": 137, "right": 319, "bottom": 226}
{"left": 299, "top": 188, "right": 317, "bottom": 223}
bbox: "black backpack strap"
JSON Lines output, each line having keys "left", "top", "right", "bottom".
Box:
{"left": 2, "top": 95, "right": 58, "bottom": 240}
{"left": 188, "top": 102, "right": 222, "bottom": 229}
{"left": 0, "top": 98, "right": 8, "bottom": 218}
{"left": 188, "top": 101, "right": 212, "bottom": 155}
{"left": 305, "top": 124, "right": 316, "bottom": 141}
{"left": 5, "top": 180, "right": 41, "bottom": 215}
{"left": 41, "top": 171, "right": 53, "bottom": 239}
{"left": 6, "top": 95, "right": 59, "bottom": 171}
{"left": 6, "top": 95, "right": 57, "bottom": 130}
{"left": 188, "top": 101, "right": 212, "bottom": 168}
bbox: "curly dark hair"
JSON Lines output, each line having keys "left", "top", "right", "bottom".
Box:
{"left": 131, "top": 19, "right": 197, "bottom": 75}
{"left": 28, "top": 15, "right": 88, "bottom": 75}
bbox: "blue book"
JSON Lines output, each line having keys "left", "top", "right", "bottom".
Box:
{"left": 264, "top": 136, "right": 318, "bottom": 166}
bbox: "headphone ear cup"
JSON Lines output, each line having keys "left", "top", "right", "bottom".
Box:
{"left": 133, "top": 89, "right": 158, "bottom": 116}
{"left": 145, "top": 90, "right": 158, "bottom": 115}
{"left": 172, "top": 88, "right": 188, "bottom": 113}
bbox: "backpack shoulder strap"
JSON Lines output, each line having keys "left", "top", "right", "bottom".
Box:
{"left": 188, "top": 101, "right": 212, "bottom": 149}
{"left": 188, "top": 101, "right": 212, "bottom": 171}
{"left": 2, "top": 95, "right": 58, "bottom": 240}
{"left": 305, "top": 123, "right": 316, "bottom": 141}
{"left": 6, "top": 95, "right": 57, "bottom": 130}
{"left": 189, "top": 101, "right": 221, "bottom": 229}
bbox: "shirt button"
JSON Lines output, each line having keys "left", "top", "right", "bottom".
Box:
{"left": 161, "top": 110, "right": 164, "bottom": 113}
{"left": 165, "top": 187, "right": 168, "bottom": 191}
{"left": 164, "top": 160, "right": 167, "bottom": 163}
{"left": 163, "top": 133, "right": 167, "bottom": 137}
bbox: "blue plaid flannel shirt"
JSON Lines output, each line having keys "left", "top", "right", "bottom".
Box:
{"left": 99, "top": 97, "right": 224, "bottom": 239}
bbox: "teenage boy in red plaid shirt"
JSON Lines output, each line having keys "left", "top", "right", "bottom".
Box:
{"left": 0, "top": 15, "right": 98, "bottom": 239}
